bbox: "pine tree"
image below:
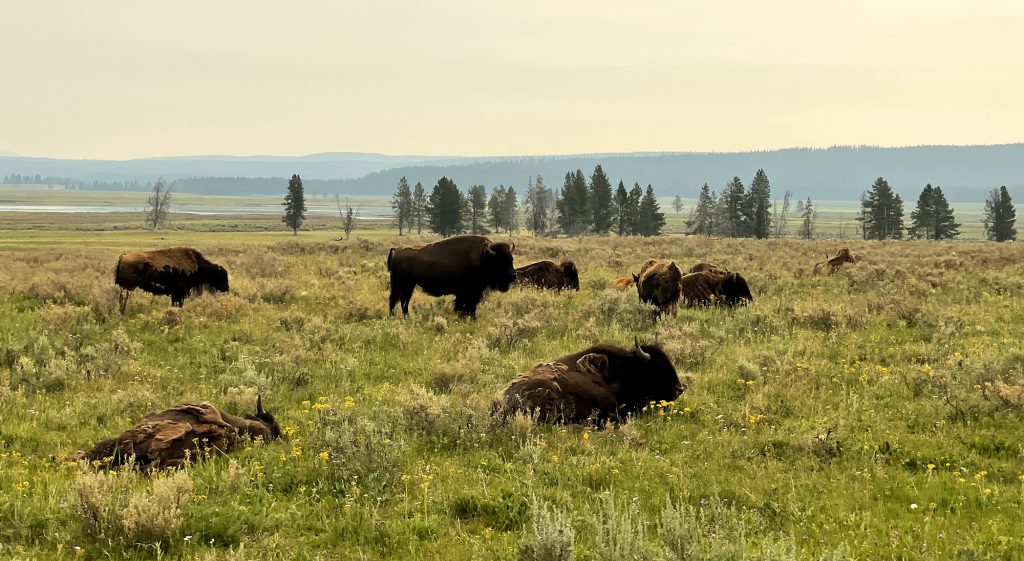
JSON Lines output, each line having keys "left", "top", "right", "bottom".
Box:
{"left": 556, "top": 170, "right": 590, "bottom": 236}
{"left": 412, "top": 181, "right": 426, "bottom": 235}
{"left": 467, "top": 185, "right": 488, "bottom": 234}
{"left": 717, "top": 177, "right": 746, "bottom": 237}
{"left": 687, "top": 183, "right": 716, "bottom": 236}
{"left": 503, "top": 186, "right": 519, "bottom": 234}
{"left": 638, "top": 184, "right": 666, "bottom": 237}
{"left": 427, "top": 176, "right": 466, "bottom": 237}
{"left": 746, "top": 169, "right": 772, "bottom": 239}
{"left": 613, "top": 181, "right": 630, "bottom": 236}
{"left": 930, "top": 186, "right": 960, "bottom": 240}
{"left": 798, "top": 197, "right": 815, "bottom": 240}
{"left": 525, "top": 175, "right": 554, "bottom": 236}
{"left": 627, "top": 183, "right": 643, "bottom": 236}
{"left": 860, "top": 177, "right": 904, "bottom": 240}
{"left": 391, "top": 176, "right": 413, "bottom": 235}
{"left": 281, "top": 174, "right": 306, "bottom": 235}
{"left": 489, "top": 185, "right": 507, "bottom": 233}
{"left": 588, "top": 165, "right": 614, "bottom": 234}
{"left": 984, "top": 186, "right": 1017, "bottom": 242}
{"left": 909, "top": 184, "right": 960, "bottom": 240}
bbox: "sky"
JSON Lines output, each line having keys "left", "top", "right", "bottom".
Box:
{"left": 2, "top": 1, "right": 1023, "bottom": 160}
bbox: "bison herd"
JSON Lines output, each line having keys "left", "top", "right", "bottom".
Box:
{"left": 84, "top": 236, "right": 852, "bottom": 470}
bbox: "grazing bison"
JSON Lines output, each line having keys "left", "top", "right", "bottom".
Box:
{"left": 515, "top": 260, "right": 580, "bottom": 291}
{"left": 679, "top": 271, "right": 753, "bottom": 307}
{"left": 387, "top": 235, "right": 516, "bottom": 319}
{"left": 66, "top": 397, "right": 280, "bottom": 471}
{"left": 632, "top": 259, "right": 683, "bottom": 317}
{"left": 689, "top": 262, "right": 727, "bottom": 274}
{"left": 115, "top": 247, "right": 229, "bottom": 312}
{"left": 495, "top": 337, "right": 684, "bottom": 425}
{"left": 813, "top": 248, "right": 856, "bottom": 276}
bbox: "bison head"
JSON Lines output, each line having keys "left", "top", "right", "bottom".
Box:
{"left": 721, "top": 272, "right": 753, "bottom": 306}
{"left": 484, "top": 242, "right": 517, "bottom": 292}
{"left": 561, "top": 261, "right": 580, "bottom": 291}
{"left": 614, "top": 337, "right": 684, "bottom": 411}
{"left": 245, "top": 395, "right": 281, "bottom": 440}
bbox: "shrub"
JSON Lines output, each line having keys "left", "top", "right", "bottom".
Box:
{"left": 517, "top": 503, "right": 575, "bottom": 561}
{"left": 596, "top": 494, "right": 652, "bottom": 561}
{"left": 75, "top": 470, "right": 194, "bottom": 548}
{"left": 659, "top": 498, "right": 745, "bottom": 561}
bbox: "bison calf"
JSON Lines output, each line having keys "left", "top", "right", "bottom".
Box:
{"left": 66, "top": 397, "right": 280, "bottom": 471}
{"left": 515, "top": 260, "right": 580, "bottom": 291}
{"left": 115, "top": 247, "right": 229, "bottom": 311}
{"left": 495, "top": 337, "right": 684, "bottom": 425}
{"left": 387, "top": 235, "right": 516, "bottom": 319}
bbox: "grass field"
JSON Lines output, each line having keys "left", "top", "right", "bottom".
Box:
{"left": 1, "top": 216, "right": 1023, "bottom": 560}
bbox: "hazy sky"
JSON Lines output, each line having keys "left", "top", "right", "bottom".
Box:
{"left": 2, "top": 1, "right": 1023, "bottom": 159}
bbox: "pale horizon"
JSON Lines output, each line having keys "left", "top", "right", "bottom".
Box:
{"left": 3, "top": 1, "right": 1023, "bottom": 160}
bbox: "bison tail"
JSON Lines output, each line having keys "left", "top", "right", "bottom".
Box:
{"left": 386, "top": 248, "right": 395, "bottom": 272}
{"left": 612, "top": 276, "right": 635, "bottom": 290}
{"left": 812, "top": 261, "right": 823, "bottom": 275}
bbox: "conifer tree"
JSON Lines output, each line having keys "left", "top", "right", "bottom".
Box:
{"left": 588, "top": 165, "right": 614, "bottom": 234}
{"left": 556, "top": 170, "right": 590, "bottom": 236}
{"left": 910, "top": 184, "right": 959, "bottom": 240}
{"left": 613, "top": 181, "right": 630, "bottom": 236}
{"left": 718, "top": 177, "right": 746, "bottom": 237}
{"left": 503, "top": 186, "right": 519, "bottom": 234}
{"left": 859, "top": 177, "right": 904, "bottom": 240}
{"left": 984, "top": 186, "right": 1017, "bottom": 242}
{"left": 391, "top": 176, "right": 413, "bottom": 235}
{"left": 412, "top": 181, "right": 426, "bottom": 235}
{"left": 746, "top": 169, "right": 772, "bottom": 239}
{"left": 427, "top": 176, "right": 466, "bottom": 237}
{"left": 798, "top": 197, "right": 815, "bottom": 240}
{"left": 489, "top": 185, "right": 507, "bottom": 233}
{"left": 525, "top": 175, "right": 553, "bottom": 236}
{"left": 687, "top": 183, "right": 716, "bottom": 236}
{"left": 467, "top": 184, "right": 488, "bottom": 234}
{"left": 281, "top": 174, "right": 306, "bottom": 235}
{"left": 638, "top": 184, "right": 666, "bottom": 236}
{"left": 627, "top": 182, "right": 643, "bottom": 236}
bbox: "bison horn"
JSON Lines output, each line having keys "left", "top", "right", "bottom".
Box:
{"left": 256, "top": 394, "right": 265, "bottom": 415}
{"left": 510, "top": 242, "right": 515, "bottom": 254}
{"left": 485, "top": 244, "right": 496, "bottom": 257}
{"left": 634, "top": 336, "right": 651, "bottom": 361}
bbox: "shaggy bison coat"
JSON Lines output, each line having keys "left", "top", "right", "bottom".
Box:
{"left": 115, "top": 247, "right": 229, "bottom": 311}
{"left": 515, "top": 260, "right": 580, "bottom": 291}
{"left": 495, "top": 338, "right": 683, "bottom": 425}
{"left": 632, "top": 259, "right": 683, "bottom": 317}
{"left": 689, "top": 262, "right": 726, "bottom": 274}
{"left": 679, "top": 270, "right": 754, "bottom": 307}
{"left": 67, "top": 398, "right": 280, "bottom": 471}
{"left": 387, "top": 235, "right": 516, "bottom": 319}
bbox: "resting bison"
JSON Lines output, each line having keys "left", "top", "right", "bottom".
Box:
{"left": 632, "top": 259, "right": 683, "bottom": 317}
{"left": 813, "top": 248, "right": 856, "bottom": 276}
{"left": 515, "top": 260, "right": 580, "bottom": 291}
{"left": 115, "top": 247, "right": 229, "bottom": 312}
{"left": 679, "top": 271, "right": 753, "bottom": 307}
{"left": 66, "top": 397, "right": 280, "bottom": 471}
{"left": 387, "top": 235, "right": 516, "bottom": 319}
{"left": 495, "top": 338, "right": 683, "bottom": 425}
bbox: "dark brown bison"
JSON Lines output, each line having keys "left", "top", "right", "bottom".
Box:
{"left": 115, "top": 247, "right": 229, "bottom": 312}
{"left": 813, "top": 248, "right": 856, "bottom": 276}
{"left": 680, "top": 270, "right": 753, "bottom": 307}
{"left": 689, "top": 262, "right": 727, "bottom": 274}
{"left": 495, "top": 337, "right": 684, "bottom": 425}
{"left": 387, "top": 235, "right": 516, "bottom": 319}
{"left": 515, "top": 260, "right": 580, "bottom": 291}
{"left": 632, "top": 259, "right": 683, "bottom": 317}
{"left": 66, "top": 397, "right": 280, "bottom": 471}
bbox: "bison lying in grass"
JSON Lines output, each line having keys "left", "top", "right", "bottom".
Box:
{"left": 680, "top": 270, "right": 753, "bottom": 308}
{"left": 387, "top": 235, "right": 516, "bottom": 319}
{"left": 495, "top": 337, "right": 684, "bottom": 425}
{"left": 66, "top": 397, "right": 280, "bottom": 471}
{"left": 115, "top": 247, "right": 229, "bottom": 312}
{"left": 515, "top": 260, "right": 580, "bottom": 291}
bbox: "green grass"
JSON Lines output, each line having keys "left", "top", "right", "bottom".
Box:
{"left": 1, "top": 221, "right": 1024, "bottom": 560}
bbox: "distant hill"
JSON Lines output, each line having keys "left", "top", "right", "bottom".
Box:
{"left": 0, "top": 149, "right": 18, "bottom": 157}
{"left": 2, "top": 145, "right": 1022, "bottom": 202}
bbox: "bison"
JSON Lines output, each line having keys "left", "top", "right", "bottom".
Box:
{"left": 515, "top": 260, "right": 580, "bottom": 291}
{"left": 632, "top": 259, "right": 683, "bottom": 317}
{"left": 115, "top": 247, "right": 229, "bottom": 312}
{"left": 689, "top": 262, "right": 727, "bottom": 274}
{"left": 813, "top": 248, "right": 856, "bottom": 276}
{"left": 387, "top": 235, "right": 516, "bottom": 319}
{"left": 65, "top": 397, "right": 280, "bottom": 471}
{"left": 495, "top": 337, "right": 684, "bottom": 425}
{"left": 679, "top": 270, "right": 753, "bottom": 307}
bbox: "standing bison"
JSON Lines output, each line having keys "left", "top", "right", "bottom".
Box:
{"left": 680, "top": 270, "right": 753, "bottom": 307}
{"left": 387, "top": 235, "right": 516, "bottom": 319}
{"left": 632, "top": 259, "right": 683, "bottom": 317}
{"left": 495, "top": 337, "right": 684, "bottom": 425}
{"left": 515, "top": 260, "right": 580, "bottom": 291}
{"left": 115, "top": 247, "right": 229, "bottom": 312}
{"left": 65, "top": 397, "right": 280, "bottom": 471}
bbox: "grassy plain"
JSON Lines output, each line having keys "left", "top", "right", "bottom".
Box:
{"left": 1, "top": 214, "right": 1023, "bottom": 560}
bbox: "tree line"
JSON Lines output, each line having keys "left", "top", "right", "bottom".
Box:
{"left": 687, "top": 169, "right": 779, "bottom": 239}
{"left": 389, "top": 165, "right": 666, "bottom": 238}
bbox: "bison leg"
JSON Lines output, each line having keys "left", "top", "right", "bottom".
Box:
{"left": 453, "top": 292, "right": 481, "bottom": 320}
{"left": 118, "top": 289, "right": 131, "bottom": 314}
{"left": 388, "top": 285, "right": 401, "bottom": 316}
{"left": 171, "top": 292, "right": 186, "bottom": 307}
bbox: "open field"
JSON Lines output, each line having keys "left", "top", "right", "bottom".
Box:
{"left": 1, "top": 225, "right": 1024, "bottom": 560}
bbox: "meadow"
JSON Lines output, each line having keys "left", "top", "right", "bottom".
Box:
{"left": 1, "top": 215, "right": 1023, "bottom": 560}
